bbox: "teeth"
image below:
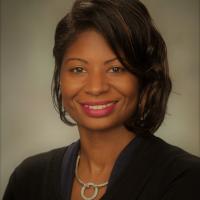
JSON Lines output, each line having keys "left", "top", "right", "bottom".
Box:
{"left": 85, "top": 102, "right": 114, "bottom": 110}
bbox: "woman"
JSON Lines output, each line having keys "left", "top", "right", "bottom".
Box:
{"left": 3, "top": 0, "right": 200, "bottom": 199}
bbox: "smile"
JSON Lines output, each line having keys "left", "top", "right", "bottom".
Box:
{"left": 83, "top": 102, "right": 115, "bottom": 110}
{"left": 80, "top": 101, "right": 117, "bottom": 117}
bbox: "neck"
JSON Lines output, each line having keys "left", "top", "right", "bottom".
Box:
{"left": 78, "top": 126, "right": 135, "bottom": 176}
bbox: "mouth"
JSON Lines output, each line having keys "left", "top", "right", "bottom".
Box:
{"left": 80, "top": 101, "right": 118, "bottom": 117}
{"left": 83, "top": 102, "right": 116, "bottom": 110}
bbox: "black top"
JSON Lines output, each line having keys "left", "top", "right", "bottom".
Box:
{"left": 60, "top": 136, "right": 141, "bottom": 199}
{"left": 3, "top": 135, "right": 200, "bottom": 200}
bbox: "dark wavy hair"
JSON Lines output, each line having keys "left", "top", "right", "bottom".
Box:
{"left": 52, "top": 0, "right": 172, "bottom": 135}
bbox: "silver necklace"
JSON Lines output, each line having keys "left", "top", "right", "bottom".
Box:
{"left": 75, "top": 155, "right": 109, "bottom": 200}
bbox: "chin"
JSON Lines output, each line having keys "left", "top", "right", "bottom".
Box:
{"left": 77, "top": 119, "right": 124, "bottom": 132}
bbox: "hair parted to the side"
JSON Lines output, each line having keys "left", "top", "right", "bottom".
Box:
{"left": 52, "top": 0, "right": 172, "bottom": 135}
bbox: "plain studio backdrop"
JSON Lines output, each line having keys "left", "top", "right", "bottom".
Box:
{"left": 0, "top": 0, "right": 199, "bottom": 197}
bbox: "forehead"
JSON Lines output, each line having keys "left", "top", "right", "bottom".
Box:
{"left": 63, "top": 30, "right": 118, "bottom": 61}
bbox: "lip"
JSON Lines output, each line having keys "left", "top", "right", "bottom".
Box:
{"left": 80, "top": 100, "right": 118, "bottom": 118}
{"left": 80, "top": 100, "right": 117, "bottom": 106}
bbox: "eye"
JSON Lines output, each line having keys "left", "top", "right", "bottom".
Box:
{"left": 109, "top": 66, "right": 126, "bottom": 73}
{"left": 69, "top": 66, "right": 87, "bottom": 73}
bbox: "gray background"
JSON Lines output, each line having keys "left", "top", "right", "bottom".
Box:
{"left": 0, "top": 0, "right": 199, "bottom": 197}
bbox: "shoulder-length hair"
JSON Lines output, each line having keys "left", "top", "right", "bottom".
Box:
{"left": 52, "top": 0, "right": 172, "bottom": 135}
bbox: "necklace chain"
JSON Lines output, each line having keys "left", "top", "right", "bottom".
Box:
{"left": 75, "top": 155, "right": 109, "bottom": 200}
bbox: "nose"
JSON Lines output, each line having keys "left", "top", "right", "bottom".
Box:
{"left": 84, "top": 71, "right": 110, "bottom": 96}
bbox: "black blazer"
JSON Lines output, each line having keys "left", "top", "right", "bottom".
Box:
{"left": 3, "top": 135, "right": 200, "bottom": 200}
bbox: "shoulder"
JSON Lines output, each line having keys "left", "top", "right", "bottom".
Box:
{"left": 12, "top": 140, "right": 80, "bottom": 181}
{"left": 143, "top": 135, "right": 200, "bottom": 174}
{"left": 145, "top": 135, "right": 200, "bottom": 198}
{"left": 129, "top": 135, "right": 200, "bottom": 199}
{"left": 3, "top": 145, "right": 73, "bottom": 199}
{"left": 11, "top": 146, "right": 69, "bottom": 188}
{"left": 15, "top": 146, "right": 67, "bottom": 176}
{"left": 149, "top": 135, "right": 200, "bottom": 166}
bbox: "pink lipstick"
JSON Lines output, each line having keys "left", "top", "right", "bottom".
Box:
{"left": 80, "top": 101, "right": 117, "bottom": 117}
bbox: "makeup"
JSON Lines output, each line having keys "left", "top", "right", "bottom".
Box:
{"left": 80, "top": 101, "right": 117, "bottom": 117}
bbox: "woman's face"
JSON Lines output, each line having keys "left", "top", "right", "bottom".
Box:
{"left": 60, "top": 30, "right": 139, "bottom": 131}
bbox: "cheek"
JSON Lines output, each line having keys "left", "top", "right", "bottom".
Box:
{"left": 118, "top": 77, "right": 140, "bottom": 114}
{"left": 115, "top": 76, "right": 139, "bottom": 99}
{"left": 60, "top": 75, "right": 82, "bottom": 97}
{"left": 60, "top": 79, "right": 79, "bottom": 109}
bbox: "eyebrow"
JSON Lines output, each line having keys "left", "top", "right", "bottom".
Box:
{"left": 63, "top": 58, "right": 88, "bottom": 64}
{"left": 63, "top": 57, "right": 120, "bottom": 64}
{"left": 104, "top": 58, "right": 119, "bottom": 64}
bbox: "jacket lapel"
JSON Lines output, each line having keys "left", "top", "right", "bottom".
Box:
{"left": 101, "top": 135, "right": 164, "bottom": 200}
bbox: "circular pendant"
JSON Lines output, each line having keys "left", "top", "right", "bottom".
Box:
{"left": 81, "top": 183, "right": 98, "bottom": 200}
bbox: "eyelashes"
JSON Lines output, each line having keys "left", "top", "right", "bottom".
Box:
{"left": 69, "top": 66, "right": 87, "bottom": 74}
{"left": 66, "top": 66, "right": 127, "bottom": 74}
{"left": 108, "top": 66, "right": 126, "bottom": 73}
